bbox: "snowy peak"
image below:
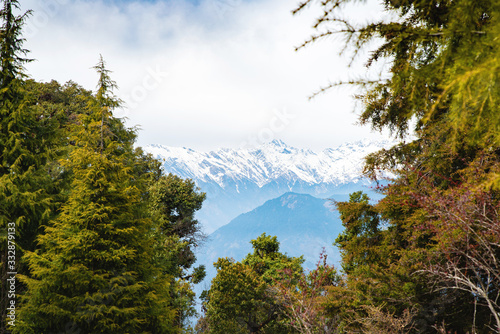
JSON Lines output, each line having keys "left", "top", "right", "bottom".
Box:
{"left": 145, "top": 139, "right": 394, "bottom": 233}
{"left": 144, "top": 139, "right": 394, "bottom": 189}
{"left": 268, "top": 139, "right": 287, "bottom": 147}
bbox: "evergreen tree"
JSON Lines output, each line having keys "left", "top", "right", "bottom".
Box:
{"left": 296, "top": 0, "right": 500, "bottom": 331}
{"left": 149, "top": 173, "right": 206, "bottom": 278}
{"left": 0, "top": 0, "right": 30, "bottom": 86}
{"left": 149, "top": 173, "right": 206, "bottom": 329}
{"left": 0, "top": 0, "right": 33, "bottom": 257}
{"left": 15, "top": 58, "right": 175, "bottom": 334}
{"left": 334, "top": 191, "right": 381, "bottom": 275}
{"left": 201, "top": 234, "right": 304, "bottom": 334}
{"left": 0, "top": 1, "right": 61, "bottom": 331}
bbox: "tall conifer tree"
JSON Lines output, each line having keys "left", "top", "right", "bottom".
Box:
{"left": 16, "top": 57, "right": 175, "bottom": 334}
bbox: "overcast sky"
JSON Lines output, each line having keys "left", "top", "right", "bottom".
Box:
{"left": 21, "top": 0, "right": 391, "bottom": 151}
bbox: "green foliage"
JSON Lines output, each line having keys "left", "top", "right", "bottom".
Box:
{"left": 0, "top": 0, "right": 31, "bottom": 86}
{"left": 297, "top": 0, "right": 500, "bottom": 331}
{"left": 243, "top": 234, "right": 304, "bottom": 284}
{"left": 202, "top": 234, "right": 304, "bottom": 334}
{"left": 0, "top": 0, "right": 43, "bottom": 253}
{"left": 149, "top": 173, "right": 207, "bottom": 328}
{"left": 14, "top": 58, "right": 176, "bottom": 334}
{"left": 297, "top": 0, "right": 500, "bottom": 186}
{"left": 149, "top": 173, "right": 206, "bottom": 254}
{"left": 0, "top": 1, "right": 64, "bottom": 331}
{"left": 206, "top": 258, "right": 277, "bottom": 334}
{"left": 0, "top": 2, "right": 206, "bottom": 331}
{"left": 273, "top": 253, "right": 340, "bottom": 333}
{"left": 335, "top": 191, "right": 381, "bottom": 274}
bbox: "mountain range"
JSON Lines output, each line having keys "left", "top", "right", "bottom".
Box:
{"left": 195, "top": 192, "right": 345, "bottom": 302}
{"left": 197, "top": 192, "right": 343, "bottom": 268}
{"left": 144, "top": 139, "right": 393, "bottom": 232}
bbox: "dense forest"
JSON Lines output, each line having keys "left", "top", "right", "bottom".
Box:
{"left": 1, "top": 0, "right": 500, "bottom": 333}
{"left": 0, "top": 0, "right": 206, "bottom": 332}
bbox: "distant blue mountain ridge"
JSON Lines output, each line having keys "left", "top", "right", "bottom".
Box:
{"left": 142, "top": 139, "right": 396, "bottom": 316}
{"left": 144, "top": 139, "right": 393, "bottom": 233}
{"left": 194, "top": 191, "right": 386, "bottom": 299}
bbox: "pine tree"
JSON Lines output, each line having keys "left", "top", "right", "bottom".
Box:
{"left": 15, "top": 57, "right": 175, "bottom": 333}
{"left": 0, "top": 0, "right": 30, "bottom": 86}
{"left": 0, "top": 0, "right": 33, "bottom": 255}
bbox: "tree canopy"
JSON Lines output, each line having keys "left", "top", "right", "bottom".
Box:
{"left": 0, "top": 2, "right": 207, "bottom": 332}
{"left": 2, "top": 0, "right": 500, "bottom": 332}
{"left": 200, "top": 233, "right": 304, "bottom": 334}
{"left": 295, "top": 0, "right": 500, "bottom": 332}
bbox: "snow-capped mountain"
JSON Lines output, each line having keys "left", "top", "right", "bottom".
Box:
{"left": 144, "top": 139, "right": 394, "bottom": 232}
{"left": 146, "top": 138, "right": 392, "bottom": 189}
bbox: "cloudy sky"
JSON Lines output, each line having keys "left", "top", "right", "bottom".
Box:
{"left": 21, "top": 0, "right": 390, "bottom": 151}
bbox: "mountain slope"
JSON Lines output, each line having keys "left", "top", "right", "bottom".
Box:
{"left": 196, "top": 192, "right": 344, "bottom": 294}
{"left": 144, "top": 139, "right": 392, "bottom": 232}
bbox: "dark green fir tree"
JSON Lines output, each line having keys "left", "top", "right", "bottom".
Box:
{"left": 148, "top": 173, "right": 206, "bottom": 329}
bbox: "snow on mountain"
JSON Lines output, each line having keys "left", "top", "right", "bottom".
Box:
{"left": 145, "top": 138, "right": 394, "bottom": 189}
{"left": 144, "top": 139, "right": 394, "bottom": 232}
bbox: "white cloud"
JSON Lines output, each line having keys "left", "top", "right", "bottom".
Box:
{"left": 21, "top": 0, "right": 391, "bottom": 150}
